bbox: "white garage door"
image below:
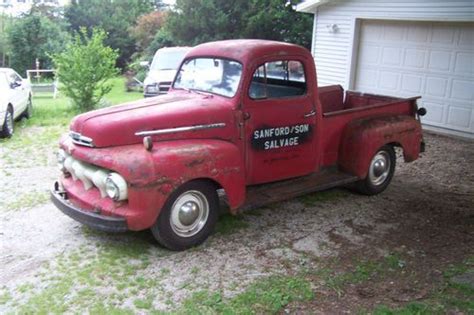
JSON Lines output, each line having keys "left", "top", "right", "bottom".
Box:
{"left": 354, "top": 20, "right": 474, "bottom": 138}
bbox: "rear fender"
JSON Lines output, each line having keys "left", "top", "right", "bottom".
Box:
{"left": 338, "top": 115, "right": 422, "bottom": 178}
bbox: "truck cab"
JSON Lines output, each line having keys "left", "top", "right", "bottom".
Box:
{"left": 52, "top": 40, "right": 425, "bottom": 251}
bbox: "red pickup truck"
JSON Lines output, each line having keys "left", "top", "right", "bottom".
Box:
{"left": 52, "top": 40, "right": 426, "bottom": 250}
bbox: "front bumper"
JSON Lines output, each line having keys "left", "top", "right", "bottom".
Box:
{"left": 51, "top": 181, "right": 128, "bottom": 232}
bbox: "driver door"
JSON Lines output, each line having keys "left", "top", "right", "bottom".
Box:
{"left": 243, "top": 59, "right": 317, "bottom": 185}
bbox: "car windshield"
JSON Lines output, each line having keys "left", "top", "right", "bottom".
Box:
{"left": 173, "top": 58, "right": 243, "bottom": 98}
{"left": 150, "top": 50, "right": 188, "bottom": 71}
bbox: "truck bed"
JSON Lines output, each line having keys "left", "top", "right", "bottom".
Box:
{"left": 319, "top": 85, "right": 419, "bottom": 116}
{"left": 318, "top": 85, "right": 420, "bottom": 167}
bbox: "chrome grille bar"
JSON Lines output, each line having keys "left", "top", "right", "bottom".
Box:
{"left": 135, "top": 123, "right": 226, "bottom": 137}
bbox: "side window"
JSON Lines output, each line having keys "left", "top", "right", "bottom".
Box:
{"left": 8, "top": 72, "right": 21, "bottom": 84}
{"left": 249, "top": 60, "right": 306, "bottom": 99}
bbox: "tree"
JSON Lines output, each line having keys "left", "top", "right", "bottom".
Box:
{"left": 130, "top": 11, "right": 168, "bottom": 52}
{"left": 6, "top": 13, "right": 69, "bottom": 75}
{"left": 53, "top": 28, "right": 119, "bottom": 112}
{"left": 65, "top": 0, "right": 154, "bottom": 69}
{"left": 165, "top": 0, "right": 313, "bottom": 49}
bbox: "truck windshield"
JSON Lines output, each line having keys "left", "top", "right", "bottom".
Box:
{"left": 173, "top": 58, "right": 242, "bottom": 98}
{"left": 151, "top": 50, "right": 188, "bottom": 71}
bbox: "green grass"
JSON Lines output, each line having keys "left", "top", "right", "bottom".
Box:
{"left": 11, "top": 241, "right": 153, "bottom": 314}
{"left": 316, "top": 253, "right": 407, "bottom": 296}
{"left": 369, "top": 256, "right": 474, "bottom": 314}
{"left": 298, "top": 189, "right": 349, "bottom": 207}
{"left": 0, "top": 77, "right": 143, "bottom": 173}
{"left": 179, "top": 274, "right": 314, "bottom": 314}
{"left": 0, "top": 191, "right": 49, "bottom": 211}
{"left": 215, "top": 213, "right": 249, "bottom": 235}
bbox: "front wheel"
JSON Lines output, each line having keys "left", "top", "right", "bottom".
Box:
{"left": 355, "top": 145, "right": 396, "bottom": 195}
{"left": 0, "top": 106, "right": 14, "bottom": 138}
{"left": 22, "top": 96, "right": 33, "bottom": 119}
{"left": 151, "top": 180, "right": 219, "bottom": 251}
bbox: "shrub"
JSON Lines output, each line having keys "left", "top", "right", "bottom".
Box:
{"left": 53, "top": 28, "right": 119, "bottom": 112}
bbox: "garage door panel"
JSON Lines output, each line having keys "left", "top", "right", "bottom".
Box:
{"left": 382, "top": 47, "right": 402, "bottom": 66}
{"left": 422, "top": 101, "right": 445, "bottom": 124}
{"left": 425, "top": 76, "right": 448, "bottom": 98}
{"left": 428, "top": 50, "right": 452, "bottom": 71}
{"left": 447, "top": 105, "right": 472, "bottom": 129}
{"left": 451, "top": 79, "right": 474, "bottom": 101}
{"left": 355, "top": 20, "right": 474, "bottom": 137}
{"left": 404, "top": 49, "right": 427, "bottom": 69}
{"left": 454, "top": 52, "right": 473, "bottom": 76}
{"left": 401, "top": 74, "right": 423, "bottom": 94}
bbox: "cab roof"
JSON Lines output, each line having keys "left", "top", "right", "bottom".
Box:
{"left": 185, "top": 39, "right": 311, "bottom": 65}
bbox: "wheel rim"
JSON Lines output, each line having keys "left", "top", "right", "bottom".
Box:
{"left": 6, "top": 110, "right": 13, "bottom": 134}
{"left": 170, "top": 190, "right": 209, "bottom": 237}
{"left": 368, "top": 151, "right": 390, "bottom": 186}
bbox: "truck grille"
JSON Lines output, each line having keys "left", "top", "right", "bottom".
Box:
{"left": 158, "top": 82, "right": 171, "bottom": 94}
{"left": 70, "top": 132, "right": 94, "bottom": 147}
{"left": 62, "top": 152, "right": 110, "bottom": 198}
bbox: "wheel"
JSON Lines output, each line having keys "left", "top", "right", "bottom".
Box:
{"left": 22, "top": 96, "right": 33, "bottom": 119}
{"left": 354, "top": 145, "right": 396, "bottom": 195}
{"left": 151, "top": 180, "right": 219, "bottom": 251}
{"left": 0, "top": 106, "right": 14, "bottom": 138}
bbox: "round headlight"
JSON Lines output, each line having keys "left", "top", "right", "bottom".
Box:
{"left": 105, "top": 173, "right": 128, "bottom": 201}
{"left": 105, "top": 178, "right": 119, "bottom": 200}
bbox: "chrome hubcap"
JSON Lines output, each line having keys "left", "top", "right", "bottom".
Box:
{"left": 368, "top": 151, "right": 390, "bottom": 186}
{"left": 170, "top": 190, "right": 209, "bottom": 237}
{"left": 6, "top": 110, "right": 13, "bottom": 134}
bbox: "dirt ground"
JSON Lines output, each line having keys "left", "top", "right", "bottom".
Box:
{"left": 0, "top": 131, "right": 473, "bottom": 313}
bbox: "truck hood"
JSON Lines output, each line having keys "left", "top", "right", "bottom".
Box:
{"left": 143, "top": 69, "right": 177, "bottom": 86}
{"left": 69, "top": 92, "right": 235, "bottom": 148}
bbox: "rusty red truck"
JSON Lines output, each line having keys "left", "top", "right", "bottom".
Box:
{"left": 52, "top": 40, "right": 426, "bottom": 250}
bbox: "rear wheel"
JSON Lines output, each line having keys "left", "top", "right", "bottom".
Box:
{"left": 355, "top": 145, "right": 396, "bottom": 195}
{"left": 0, "top": 106, "right": 14, "bottom": 138}
{"left": 151, "top": 180, "right": 219, "bottom": 251}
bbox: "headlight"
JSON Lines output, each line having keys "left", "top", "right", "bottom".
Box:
{"left": 146, "top": 84, "right": 158, "bottom": 93}
{"left": 57, "top": 149, "right": 68, "bottom": 172}
{"left": 105, "top": 173, "right": 128, "bottom": 201}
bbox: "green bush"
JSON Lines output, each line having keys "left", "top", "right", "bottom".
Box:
{"left": 53, "top": 28, "right": 119, "bottom": 112}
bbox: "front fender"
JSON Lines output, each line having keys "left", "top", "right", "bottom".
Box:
{"left": 338, "top": 115, "right": 422, "bottom": 178}
{"left": 148, "top": 139, "right": 246, "bottom": 211}
{"left": 61, "top": 137, "right": 245, "bottom": 229}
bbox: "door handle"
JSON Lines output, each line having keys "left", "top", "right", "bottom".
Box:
{"left": 304, "top": 110, "right": 316, "bottom": 118}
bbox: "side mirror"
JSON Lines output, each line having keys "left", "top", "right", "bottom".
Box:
{"left": 139, "top": 61, "right": 150, "bottom": 68}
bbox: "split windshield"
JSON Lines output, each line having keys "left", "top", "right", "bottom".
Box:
{"left": 173, "top": 58, "right": 243, "bottom": 97}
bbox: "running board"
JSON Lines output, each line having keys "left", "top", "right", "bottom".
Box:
{"left": 239, "top": 169, "right": 358, "bottom": 212}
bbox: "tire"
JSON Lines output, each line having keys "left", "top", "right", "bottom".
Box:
{"left": 354, "top": 145, "right": 396, "bottom": 195}
{"left": 22, "top": 96, "right": 33, "bottom": 119}
{"left": 151, "top": 180, "right": 219, "bottom": 251}
{"left": 0, "top": 106, "right": 14, "bottom": 138}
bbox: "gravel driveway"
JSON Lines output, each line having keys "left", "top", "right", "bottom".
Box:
{"left": 0, "top": 130, "right": 472, "bottom": 313}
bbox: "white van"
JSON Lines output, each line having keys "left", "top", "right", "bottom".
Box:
{"left": 143, "top": 47, "right": 191, "bottom": 97}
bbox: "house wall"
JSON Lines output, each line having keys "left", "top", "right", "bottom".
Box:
{"left": 309, "top": 0, "right": 474, "bottom": 89}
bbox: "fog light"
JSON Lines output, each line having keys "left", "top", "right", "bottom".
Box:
{"left": 105, "top": 173, "right": 128, "bottom": 201}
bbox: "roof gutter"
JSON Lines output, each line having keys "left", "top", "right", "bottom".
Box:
{"left": 295, "top": 0, "right": 331, "bottom": 13}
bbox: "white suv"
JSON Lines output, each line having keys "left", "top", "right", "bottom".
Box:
{"left": 0, "top": 68, "right": 32, "bottom": 138}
